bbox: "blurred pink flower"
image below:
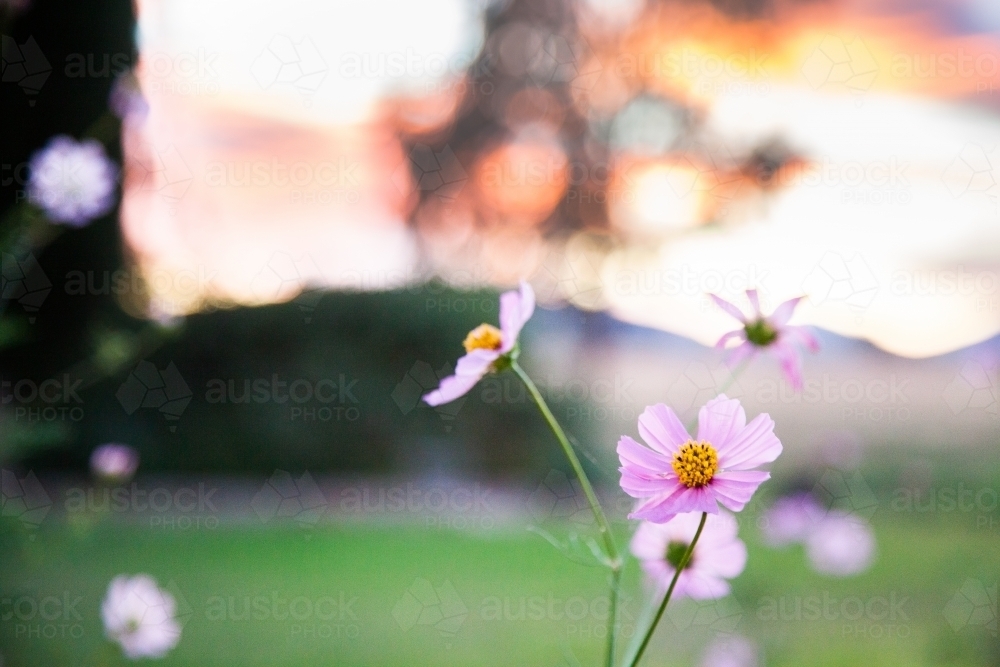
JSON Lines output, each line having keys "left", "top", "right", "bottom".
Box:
{"left": 618, "top": 395, "right": 781, "bottom": 523}
{"left": 699, "top": 634, "right": 759, "bottom": 667}
{"left": 28, "top": 135, "right": 118, "bottom": 227}
{"left": 102, "top": 575, "right": 181, "bottom": 659}
{"left": 711, "top": 289, "right": 818, "bottom": 390}
{"left": 90, "top": 443, "right": 140, "bottom": 482}
{"left": 630, "top": 511, "right": 747, "bottom": 599}
{"left": 109, "top": 73, "right": 149, "bottom": 121}
{"left": 423, "top": 281, "right": 535, "bottom": 406}
{"left": 760, "top": 493, "right": 825, "bottom": 547}
{"left": 805, "top": 511, "right": 876, "bottom": 577}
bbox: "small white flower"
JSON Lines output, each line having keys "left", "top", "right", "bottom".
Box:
{"left": 102, "top": 575, "right": 181, "bottom": 659}
{"left": 90, "top": 443, "right": 140, "bottom": 481}
{"left": 28, "top": 135, "right": 118, "bottom": 226}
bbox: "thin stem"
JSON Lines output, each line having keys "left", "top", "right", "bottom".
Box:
{"left": 624, "top": 512, "right": 708, "bottom": 667}
{"left": 511, "top": 361, "right": 621, "bottom": 667}
{"left": 511, "top": 362, "right": 618, "bottom": 562}
{"left": 605, "top": 565, "right": 621, "bottom": 667}
{"left": 718, "top": 357, "right": 752, "bottom": 397}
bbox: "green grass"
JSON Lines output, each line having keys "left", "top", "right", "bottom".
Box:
{"left": 2, "top": 505, "right": 997, "bottom": 667}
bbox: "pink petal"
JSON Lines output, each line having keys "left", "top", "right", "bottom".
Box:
{"left": 699, "top": 539, "right": 748, "bottom": 579}
{"left": 423, "top": 350, "right": 497, "bottom": 406}
{"left": 769, "top": 341, "right": 804, "bottom": 391}
{"left": 746, "top": 289, "right": 762, "bottom": 317}
{"left": 681, "top": 574, "right": 731, "bottom": 600}
{"left": 638, "top": 404, "right": 691, "bottom": 455}
{"left": 725, "top": 342, "right": 756, "bottom": 369}
{"left": 630, "top": 484, "right": 719, "bottom": 522}
{"left": 715, "top": 329, "right": 747, "bottom": 349}
{"left": 709, "top": 294, "right": 747, "bottom": 323}
{"left": 717, "top": 413, "right": 782, "bottom": 470}
{"left": 769, "top": 296, "right": 804, "bottom": 326}
{"left": 618, "top": 435, "right": 672, "bottom": 475}
{"left": 620, "top": 468, "right": 674, "bottom": 497}
{"left": 710, "top": 470, "right": 771, "bottom": 511}
{"left": 696, "top": 395, "right": 746, "bottom": 447}
{"left": 630, "top": 521, "right": 669, "bottom": 560}
{"left": 499, "top": 281, "right": 535, "bottom": 352}
{"left": 782, "top": 325, "right": 820, "bottom": 352}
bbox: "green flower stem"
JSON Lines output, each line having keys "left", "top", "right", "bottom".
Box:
{"left": 605, "top": 564, "right": 622, "bottom": 667}
{"left": 717, "top": 357, "right": 751, "bottom": 397}
{"left": 511, "top": 361, "right": 621, "bottom": 667}
{"left": 624, "top": 511, "right": 708, "bottom": 667}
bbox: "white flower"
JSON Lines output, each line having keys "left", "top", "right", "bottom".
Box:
{"left": 90, "top": 443, "right": 140, "bottom": 481}
{"left": 805, "top": 511, "right": 877, "bottom": 577}
{"left": 102, "top": 575, "right": 181, "bottom": 659}
{"left": 28, "top": 135, "right": 118, "bottom": 226}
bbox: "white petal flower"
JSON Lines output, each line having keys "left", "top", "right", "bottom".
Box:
{"left": 28, "top": 135, "right": 118, "bottom": 226}
{"left": 102, "top": 575, "right": 181, "bottom": 659}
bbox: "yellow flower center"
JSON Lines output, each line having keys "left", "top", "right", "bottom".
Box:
{"left": 671, "top": 440, "right": 719, "bottom": 488}
{"left": 463, "top": 324, "right": 503, "bottom": 352}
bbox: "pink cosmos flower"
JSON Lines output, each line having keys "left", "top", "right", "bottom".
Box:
{"left": 618, "top": 395, "right": 781, "bottom": 524}
{"left": 28, "top": 135, "right": 118, "bottom": 227}
{"left": 711, "top": 289, "right": 818, "bottom": 390}
{"left": 630, "top": 511, "right": 747, "bottom": 599}
{"left": 699, "top": 635, "right": 759, "bottom": 667}
{"left": 760, "top": 493, "right": 825, "bottom": 547}
{"left": 90, "top": 443, "right": 140, "bottom": 482}
{"left": 423, "top": 281, "right": 535, "bottom": 406}
{"left": 805, "top": 511, "right": 876, "bottom": 577}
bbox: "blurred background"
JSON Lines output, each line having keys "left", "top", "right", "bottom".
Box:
{"left": 1, "top": 0, "right": 998, "bottom": 664}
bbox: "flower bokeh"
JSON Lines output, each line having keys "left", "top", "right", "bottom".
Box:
{"left": 102, "top": 575, "right": 182, "bottom": 660}
{"left": 630, "top": 511, "right": 747, "bottom": 600}
{"left": 28, "top": 136, "right": 118, "bottom": 226}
